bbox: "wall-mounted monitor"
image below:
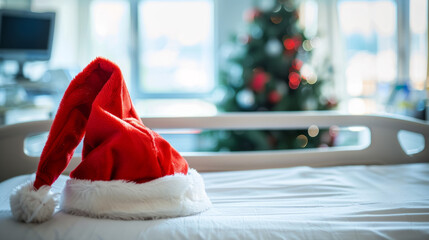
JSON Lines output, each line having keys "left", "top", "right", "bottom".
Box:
{"left": 0, "top": 9, "right": 55, "bottom": 80}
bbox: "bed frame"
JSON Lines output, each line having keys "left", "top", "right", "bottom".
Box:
{"left": 0, "top": 112, "right": 428, "bottom": 182}
{"left": 1, "top": 112, "right": 429, "bottom": 240}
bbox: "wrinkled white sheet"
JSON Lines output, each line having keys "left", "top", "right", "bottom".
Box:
{"left": 1, "top": 163, "right": 429, "bottom": 240}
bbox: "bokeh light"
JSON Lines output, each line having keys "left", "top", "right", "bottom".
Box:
{"left": 270, "top": 15, "right": 283, "bottom": 24}
{"left": 302, "top": 39, "right": 313, "bottom": 51}
{"left": 296, "top": 134, "right": 308, "bottom": 148}
{"left": 329, "top": 125, "right": 340, "bottom": 138}
{"left": 308, "top": 125, "right": 319, "bottom": 137}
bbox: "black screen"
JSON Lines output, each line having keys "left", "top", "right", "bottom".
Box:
{"left": 0, "top": 15, "right": 51, "bottom": 50}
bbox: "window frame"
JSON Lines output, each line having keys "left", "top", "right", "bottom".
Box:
{"left": 396, "top": 0, "right": 410, "bottom": 85}
{"left": 128, "top": 0, "right": 216, "bottom": 99}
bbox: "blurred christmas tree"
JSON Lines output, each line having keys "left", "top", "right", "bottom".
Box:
{"left": 206, "top": 0, "right": 337, "bottom": 151}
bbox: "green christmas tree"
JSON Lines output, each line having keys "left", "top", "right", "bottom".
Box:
{"left": 206, "top": 0, "right": 337, "bottom": 151}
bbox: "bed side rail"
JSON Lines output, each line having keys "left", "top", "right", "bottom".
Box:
{"left": 0, "top": 112, "right": 428, "bottom": 181}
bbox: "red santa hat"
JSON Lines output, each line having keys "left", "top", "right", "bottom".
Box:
{"left": 9, "top": 57, "right": 211, "bottom": 223}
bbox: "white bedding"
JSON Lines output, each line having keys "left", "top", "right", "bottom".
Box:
{"left": 1, "top": 163, "right": 429, "bottom": 240}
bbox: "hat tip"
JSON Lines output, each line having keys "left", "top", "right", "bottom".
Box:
{"left": 90, "top": 57, "right": 119, "bottom": 71}
{"left": 10, "top": 182, "right": 56, "bottom": 223}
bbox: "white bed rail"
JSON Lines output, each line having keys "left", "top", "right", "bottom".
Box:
{"left": 0, "top": 112, "right": 428, "bottom": 181}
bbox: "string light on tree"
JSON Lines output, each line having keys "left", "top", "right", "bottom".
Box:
{"left": 302, "top": 39, "right": 313, "bottom": 51}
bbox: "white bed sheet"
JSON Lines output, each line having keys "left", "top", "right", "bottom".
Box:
{"left": 1, "top": 163, "right": 429, "bottom": 240}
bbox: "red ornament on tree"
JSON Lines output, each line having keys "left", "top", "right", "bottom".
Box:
{"left": 292, "top": 59, "right": 303, "bottom": 71}
{"left": 251, "top": 69, "right": 269, "bottom": 92}
{"left": 268, "top": 91, "right": 282, "bottom": 104}
{"left": 288, "top": 72, "right": 301, "bottom": 90}
{"left": 283, "top": 37, "right": 302, "bottom": 51}
{"left": 283, "top": 38, "right": 296, "bottom": 50}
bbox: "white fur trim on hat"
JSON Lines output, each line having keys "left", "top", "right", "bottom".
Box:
{"left": 60, "top": 169, "right": 211, "bottom": 219}
{"left": 10, "top": 182, "right": 57, "bottom": 223}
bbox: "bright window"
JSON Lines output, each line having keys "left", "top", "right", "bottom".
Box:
{"left": 338, "top": 0, "right": 397, "bottom": 114}
{"left": 138, "top": 0, "right": 214, "bottom": 96}
{"left": 338, "top": 0, "right": 427, "bottom": 115}
{"left": 409, "top": 0, "right": 428, "bottom": 90}
{"left": 89, "top": 0, "right": 131, "bottom": 86}
{"left": 87, "top": 0, "right": 214, "bottom": 98}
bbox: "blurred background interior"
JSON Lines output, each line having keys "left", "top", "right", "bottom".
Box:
{"left": 0, "top": 0, "right": 427, "bottom": 153}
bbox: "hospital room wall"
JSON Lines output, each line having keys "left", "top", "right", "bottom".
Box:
{"left": 0, "top": 0, "right": 428, "bottom": 122}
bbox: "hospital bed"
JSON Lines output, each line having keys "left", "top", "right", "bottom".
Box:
{"left": 0, "top": 112, "right": 428, "bottom": 239}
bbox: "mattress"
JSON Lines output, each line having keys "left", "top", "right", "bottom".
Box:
{"left": 1, "top": 163, "right": 429, "bottom": 240}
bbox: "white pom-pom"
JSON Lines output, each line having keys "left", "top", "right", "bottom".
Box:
{"left": 10, "top": 182, "right": 56, "bottom": 223}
